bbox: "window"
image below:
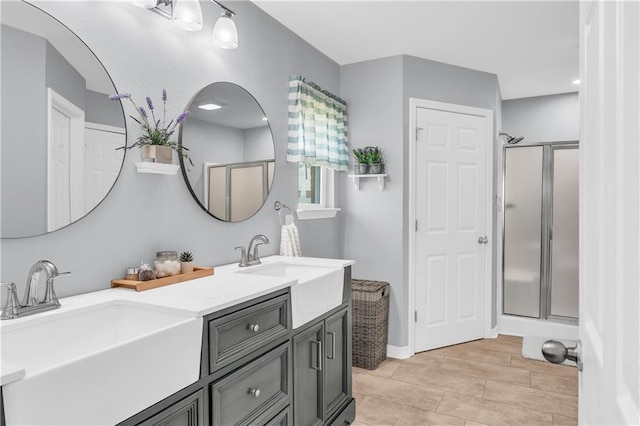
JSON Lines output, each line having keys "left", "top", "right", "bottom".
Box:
{"left": 298, "top": 163, "right": 321, "bottom": 205}
{"left": 296, "top": 163, "right": 340, "bottom": 219}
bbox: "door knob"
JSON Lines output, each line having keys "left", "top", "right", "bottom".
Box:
{"left": 477, "top": 236, "right": 489, "bottom": 244}
{"left": 542, "top": 339, "right": 582, "bottom": 371}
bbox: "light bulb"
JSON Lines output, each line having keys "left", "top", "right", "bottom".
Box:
{"left": 173, "top": 0, "right": 203, "bottom": 31}
{"left": 212, "top": 12, "right": 238, "bottom": 49}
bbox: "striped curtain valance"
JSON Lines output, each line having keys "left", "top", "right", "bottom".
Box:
{"left": 287, "top": 75, "right": 349, "bottom": 171}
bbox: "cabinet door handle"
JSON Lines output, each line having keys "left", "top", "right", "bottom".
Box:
{"left": 327, "top": 332, "right": 336, "bottom": 360}
{"left": 248, "top": 387, "right": 261, "bottom": 398}
{"left": 247, "top": 323, "right": 260, "bottom": 332}
{"left": 310, "top": 340, "right": 323, "bottom": 371}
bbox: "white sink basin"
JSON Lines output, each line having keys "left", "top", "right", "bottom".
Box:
{"left": 237, "top": 261, "right": 344, "bottom": 328}
{"left": 1, "top": 300, "right": 202, "bottom": 425}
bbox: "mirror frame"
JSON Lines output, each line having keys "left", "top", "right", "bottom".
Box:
{"left": 0, "top": 1, "right": 127, "bottom": 239}
{"left": 178, "top": 81, "right": 275, "bottom": 223}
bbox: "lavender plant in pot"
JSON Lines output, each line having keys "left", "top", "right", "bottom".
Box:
{"left": 109, "top": 90, "right": 193, "bottom": 165}
{"left": 352, "top": 148, "right": 369, "bottom": 175}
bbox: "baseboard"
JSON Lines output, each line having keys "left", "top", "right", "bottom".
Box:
{"left": 498, "top": 315, "right": 578, "bottom": 340}
{"left": 386, "top": 344, "right": 411, "bottom": 359}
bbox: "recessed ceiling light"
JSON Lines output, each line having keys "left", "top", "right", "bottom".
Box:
{"left": 572, "top": 79, "right": 581, "bottom": 85}
{"left": 198, "top": 103, "right": 222, "bottom": 110}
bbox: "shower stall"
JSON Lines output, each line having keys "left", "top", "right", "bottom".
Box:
{"left": 502, "top": 142, "right": 579, "bottom": 323}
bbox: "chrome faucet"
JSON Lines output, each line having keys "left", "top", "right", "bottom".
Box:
{"left": 235, "top": 234, "right": 270, "bottom": 267}
{"left": 0, "top": 260, "right": 70, "bottom": 320}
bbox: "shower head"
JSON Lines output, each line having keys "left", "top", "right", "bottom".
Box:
{"left": 499, "top": 132, "right": 524, "bottom": 145}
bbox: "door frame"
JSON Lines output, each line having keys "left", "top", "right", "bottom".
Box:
{"left": 47, "top": 87, "right": 85, "bottom": 231}
{"left": 408, "top": 98, "right": 494, "bottom": 356}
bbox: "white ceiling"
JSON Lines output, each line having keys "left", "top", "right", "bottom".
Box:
{"left": 251, "top": 0, "right": 579, "bottom": 100}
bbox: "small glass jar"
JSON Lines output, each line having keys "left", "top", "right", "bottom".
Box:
{"left": 154, "top": 251, "right": 180, "bottom": 277}
{"left": 125, "top": 267, "right": 141, "bottom": 281}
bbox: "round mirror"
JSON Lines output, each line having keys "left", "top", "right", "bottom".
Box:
{"left": 180, "top": 82, "right": 275, "bottom": 222}
{"left": 0, "top": 1, "right": 126, "bottom": 238}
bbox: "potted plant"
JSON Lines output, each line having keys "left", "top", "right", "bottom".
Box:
{"left": 179, "top": 251, "right": 194, "bottom": 274}
{"left": 109, "top": 90, "right": 193, "bottom": 165}
{"left": 352, "top": 148, "right": 369, "bottom": 175}
{"left": 366, "top": 146, "right": 384, "bottom": 174}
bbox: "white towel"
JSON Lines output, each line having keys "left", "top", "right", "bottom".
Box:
{"left": 280, "top": 218, "right": 302, "bottom": 257}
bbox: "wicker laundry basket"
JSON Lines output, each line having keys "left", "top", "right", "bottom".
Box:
{"left": 352, "top": 279, "right": 390, "bottom": 370}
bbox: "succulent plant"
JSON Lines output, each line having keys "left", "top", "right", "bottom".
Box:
{"left": 179, "top": 251, "right": 194, "bottom": 262}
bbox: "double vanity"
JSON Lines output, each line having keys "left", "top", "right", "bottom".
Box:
{"left": 0, "top": 256, "right": 356, "bottom": 426}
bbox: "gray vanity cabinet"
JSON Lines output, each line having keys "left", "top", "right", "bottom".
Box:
{"left": 293, "top": 306, "right": 352, "bottom": 426}
{"left": 138, "top": 390, "right": 204, "bottom": 426}
{"left": 324, "top": 308, "right": 351, "bottom": 420}
{"left": 293, "top": 322, "right": 325, "bottom": 426}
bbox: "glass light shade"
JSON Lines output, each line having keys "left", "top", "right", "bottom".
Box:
{"left": 173, "top": 0, "right": 203, "bottom": 31}
{"left": 212, "top": 13, "right": 238, "bottom": 49}
{"left": 133, "top": 0, "right": 157, "bottom": 8}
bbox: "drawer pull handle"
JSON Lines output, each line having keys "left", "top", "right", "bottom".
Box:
{"left": 328, "top": 332, "right": 337, "bottom": 360}
{"left": 248, "top": 387, "right": 261, "bottom": 398}
{"left": 310, "top": 340, "right": 323, "bottom": 371}
{"left": 247, "top": 323, "right": 260, "bottom": 332}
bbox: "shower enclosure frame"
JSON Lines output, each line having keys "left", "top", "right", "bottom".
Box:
{"left": 500, "top": 140, "right": 579, "bottom": 324}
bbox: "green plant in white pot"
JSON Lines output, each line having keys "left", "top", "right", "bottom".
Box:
{"left": 366, "top": 146, "right": 384, "bottom": 174}
{"left": 352, "top": 148, "right": 369, "bottom": 174}
{"left": 179, "top": 251, "right": 194, "bottom": 274}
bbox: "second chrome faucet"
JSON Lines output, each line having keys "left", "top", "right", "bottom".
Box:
{"left": 235, "top": 234, "right": 270, "bottom": 267}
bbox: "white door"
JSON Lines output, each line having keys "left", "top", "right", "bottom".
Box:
{"left": 84, "top": 123, "right": 125, "bottom": 215}
{"left": 578, "top": 1, "right": 640, "bottom": 424}
{"left": 413, "top": 103, "right": 492, "bottom": 352}
{"left": 49, "top": 107, "right": 72, "bottom": 230}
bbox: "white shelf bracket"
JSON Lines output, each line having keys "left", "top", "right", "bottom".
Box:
{"left": 348, "top": 174, "right": 388, "bottom": 191}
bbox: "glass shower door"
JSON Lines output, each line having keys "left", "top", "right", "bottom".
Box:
{"left": 548, "top": 147, "right": 579, "bottom": 319}
{"left": 503, "top": 146, "right": 544, "bottom": 317}
{"left": 502, "top": 143, "right": 579, "bottom": 321}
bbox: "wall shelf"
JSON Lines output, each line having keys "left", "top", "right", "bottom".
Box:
{"left": 135, "top": 162, "right": 179, "bottom": 175}
{"left": 347, "top": 174, "right": 388, "bottom": 190}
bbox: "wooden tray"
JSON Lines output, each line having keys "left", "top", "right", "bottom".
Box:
{"left": 111, "top": 266, "right": 214, "bottom": 292}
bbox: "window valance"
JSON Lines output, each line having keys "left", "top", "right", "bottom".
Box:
{"left": 287, "top": 75, "right": 349, "bottom": 171}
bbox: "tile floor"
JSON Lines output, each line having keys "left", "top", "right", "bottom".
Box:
{"left": 352, "top": 335, "right": 578, "bottom": 426}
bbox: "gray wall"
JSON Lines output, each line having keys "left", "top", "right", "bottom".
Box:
{"left": 85, "top": 89, "right": 125, "bottom": 128}
{"left": 1, "top": 1, "right": 343, "bottom": 297}
{"left": 46, "top": 40, "right": 86, "bottom": 111}
{"left": 502, "top": 92, "right": 579, "bottom": 143}
{"left": 243, "top": 126, "right": 273, "bottom": 162}
{"left": 1, "top": 24, "right": 48, "bottom": 236}
{"left": 340, "top": 55, "right": 501, "bottom": 348}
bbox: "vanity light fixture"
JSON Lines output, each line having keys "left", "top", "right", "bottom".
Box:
{"left": 173, "top": 0, "right": 203, "bottom": 31}
{"left": 198, "top": 103, "right": 222, "bottom": 110}
{"left": 135, "top": 0, "right": 203, "bottom": 31}
{"left": 211, "top": 0, "right": 238, "bottom": 49}
{"left": 136, "top": 0, "right": 237, "bottom": 47}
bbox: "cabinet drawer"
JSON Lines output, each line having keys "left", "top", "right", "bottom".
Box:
{"left": 137, "top": 390, "right": 203, "bottom": 426}
{"left": 210, "top": 343, "right": 290, "bottom": 426}
{"left": 208, "top": 294, "right": 289, "bottom": 373}
{"left": 265, "top": 406, "right": 291, "bottom": 426}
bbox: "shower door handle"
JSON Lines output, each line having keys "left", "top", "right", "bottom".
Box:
{"left": 542, "top": 339, "right": 583, "bottom": 371}
{"left": 477, "top": 236, "right": 489, "bottom": 244}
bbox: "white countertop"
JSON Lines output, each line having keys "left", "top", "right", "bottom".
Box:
{"left": 0, "top": 255, "right": 354, "bottom": 387}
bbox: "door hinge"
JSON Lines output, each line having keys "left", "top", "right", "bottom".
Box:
{"left": 414, "top": 310, "right": 418, "bottom": 322}
{"left": 415, "top": 220, "right": 418, "bottom": 231}
{"left": 416, "top": 127, "right": 423, "bottom": 140}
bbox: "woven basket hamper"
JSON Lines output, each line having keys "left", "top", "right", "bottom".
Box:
{"left": 352, "top": 279, "right": 390, "bottom": 370}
